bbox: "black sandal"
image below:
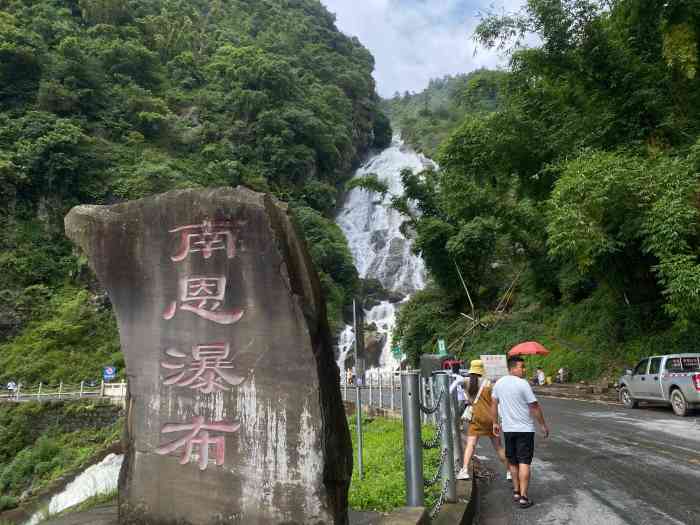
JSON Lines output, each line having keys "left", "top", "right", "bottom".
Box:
{"left": 519, "top": 496, "right": 534, "bottom": 508}
{"left": 512, "top": 491, "right": 521, "bottom": 502}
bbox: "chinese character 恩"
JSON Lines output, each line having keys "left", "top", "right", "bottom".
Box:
{"left": 163, "top": 276, "right": 244, "bottom": 325}
{"left": 169, "top": 220, "right": 244, "bottom": 262}
{"left": 155, "top": 416, "right": 240, "bottom": 470}
{"left": 161, "top": 343, "right": 245, "bottom": 394}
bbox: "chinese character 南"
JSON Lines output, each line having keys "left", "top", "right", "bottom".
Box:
{"left": 169, "top": 220, "right": 244, "bottom": 262}
{"left": 155, "top": 416, "right": 240, "bottom": 470}
{"left": 161, "top": 343, "right": 245, "bottom": 394}
{"left": 163, "top": 276, "right": 244, "bottom": 324}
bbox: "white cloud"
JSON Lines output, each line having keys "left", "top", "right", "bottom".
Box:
{"left": 320, "top": 0, "right": 526, "bottom": 97}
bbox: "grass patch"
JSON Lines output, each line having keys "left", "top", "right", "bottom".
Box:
{"left": 348, "top": 417, "right": 442, "bottom": 512}
{"left": 0, "top": 411, "right": 122, "bottom": 509}
{"left": 54, "top": 489, "right": 117, "bottom": 517}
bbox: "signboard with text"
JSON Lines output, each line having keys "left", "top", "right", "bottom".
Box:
{"left": 437, "top": 339, "right": 447, "bottom": 355}
{"left": 480, "top": 354, "right": 508, "bottom": 382}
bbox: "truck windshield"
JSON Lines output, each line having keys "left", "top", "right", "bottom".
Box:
{"left": 665, "top": 357, "right": 700, "bottom": 372}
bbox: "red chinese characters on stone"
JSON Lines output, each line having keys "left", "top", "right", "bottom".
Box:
{"left": 161, "top": 342, "right": 245, "bottom": 394}
{"left": 169, "top": 220, "right": 244, "bottom": 262}
{"left": 155, "top": 416, "right": 240, "bottom": 470}
{"left": 163, "top": 276, "right": 244, "bottom": 325}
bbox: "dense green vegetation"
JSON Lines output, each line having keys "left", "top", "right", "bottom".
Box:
{"left": 0, "top": 0, "right": 391, "bottom": 384}
{"left": 389, "top": 0, "right": 700, "bottom": 379}
{"left": 348, "top": 417, "right": 442, "bottom": 512}
{"left": 383, "top": 69, "right": 505, "bottom": 157}
{"left": 0, "top": 401, "right": 122, "bottom": 510}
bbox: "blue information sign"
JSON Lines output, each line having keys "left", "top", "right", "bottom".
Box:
{"left": 103, "top": 366, "right": 117, "bottom": 381}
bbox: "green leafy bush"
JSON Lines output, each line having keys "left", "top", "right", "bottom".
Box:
{"left": 0, "top": 495, "right": 18, "bottom": 511}
{"left": 0, "top": 402, "right": 122, "bottom": 498}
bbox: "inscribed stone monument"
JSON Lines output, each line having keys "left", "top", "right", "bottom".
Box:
{"left": 65, "top": 187, "right": 351, "bottom": 524}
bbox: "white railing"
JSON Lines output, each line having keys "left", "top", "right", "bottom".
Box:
{"left": 340, "top": 372, "right": 446, "bottom": 422}
{"left": 0, "top": 380, "right": 128, "bottom": 403}
{"left": 340, "top": 371, "right": 401, "bottom": 412}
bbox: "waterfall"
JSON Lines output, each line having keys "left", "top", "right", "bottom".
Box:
{"left": 335, "top": 135, "right": 435, "bottom": 373}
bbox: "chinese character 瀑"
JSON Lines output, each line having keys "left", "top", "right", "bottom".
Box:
{"left": 155, "top": 416, "right": 240, "bottom": 470}
{"left": 163, "top": 276, "right": 244, "bottom": 325}
{"left": 161, "top": 343, "right": 246, "bottom": 394}
{"left": 169, "top": 220, "right": 244, "bottom": 262}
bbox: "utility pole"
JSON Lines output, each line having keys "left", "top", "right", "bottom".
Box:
{"left": 353, "top": 298, "right": 364, "bottom": 480}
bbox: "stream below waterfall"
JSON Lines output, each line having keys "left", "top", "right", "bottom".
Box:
{"left": 335, "top": 135, "right": 435, "bottom": 375}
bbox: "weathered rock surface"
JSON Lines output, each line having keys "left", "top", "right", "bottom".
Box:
{"left": 65, "top": 187, "right": 351, "bottom": 525}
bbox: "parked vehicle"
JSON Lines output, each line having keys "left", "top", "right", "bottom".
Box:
{"left": 618, "top": 354, "right": 700, "bottom": 416}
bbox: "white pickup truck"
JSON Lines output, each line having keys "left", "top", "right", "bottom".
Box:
{"left": 618, "top": 353, "right": 700, "bottom": 416}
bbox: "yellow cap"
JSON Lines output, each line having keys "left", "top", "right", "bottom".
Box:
{"left": 468, "top": 359, "right": 485, "bottom": 376}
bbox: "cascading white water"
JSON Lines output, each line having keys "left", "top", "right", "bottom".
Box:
{"left": 335, "top": 135, "right": 435, "bottom": 373}
{"left": 24, "top": 453, "right": 123, "bottom": 525}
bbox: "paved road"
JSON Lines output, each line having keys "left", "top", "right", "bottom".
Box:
{"left": 476, "top": 397, "right": 700, "bottom": 525}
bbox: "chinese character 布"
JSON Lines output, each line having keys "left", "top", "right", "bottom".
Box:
{"left": 163, "top": 276, "right": 243, "bottom": 325}
{"left": 155, "top": 416, "right": 240, "bottom": 470}
{"left": 161, "top": 343, "right": 246, "bottom": 394}
{"left": 169, "top": 220, "right": 244, "bottom": 262}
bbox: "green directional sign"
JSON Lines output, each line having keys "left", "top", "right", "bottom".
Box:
{"left": 437, "top": 338, "right": 447, "bottom": 356}
{"left": 391, "top": 345, "right": 401, "bottom": 357}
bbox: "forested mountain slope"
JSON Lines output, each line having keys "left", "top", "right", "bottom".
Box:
{"left": 390, "top": 0, "right": 700, "bottom": 381}
{"left": 383, "top": 69, "right": 505, "bottom": 157}
{"left": 0, "top": 0, "right": 391, "bottom": 384}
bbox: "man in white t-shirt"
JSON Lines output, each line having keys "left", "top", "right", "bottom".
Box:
{"left": 491, "top": 356, "right": 550, "bottom": 509}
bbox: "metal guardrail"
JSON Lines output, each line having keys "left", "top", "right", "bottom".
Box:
{"left": 0, "top": 381, "right": 127, "bottom": 403}
{"left": 401, "top": 370, "right": 461, "bottom": 518}
{"left": 345, "top": 369, "right": 467, "bottom": 517}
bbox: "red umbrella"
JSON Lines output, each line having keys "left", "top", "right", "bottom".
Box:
{"left": 508, "top": 341, "right": 550, "bottom": 357}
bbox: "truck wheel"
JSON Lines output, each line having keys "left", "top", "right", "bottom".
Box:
{"left": 620, "top": 387, "right": 638, "bottom": 409}
{"left": 670, "top": 389, "right": 689, "bottom": 417}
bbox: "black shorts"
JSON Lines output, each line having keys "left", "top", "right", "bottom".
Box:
{"left": 504, "top": 432, "right": 535, "bottom": 465}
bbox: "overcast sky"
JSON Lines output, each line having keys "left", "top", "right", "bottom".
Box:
{"left": 319, "top": 0, "right": 525, "bottom": 98}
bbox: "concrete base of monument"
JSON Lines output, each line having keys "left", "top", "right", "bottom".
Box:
{"left": 38, "top": 480, "right": 478, "bottom": 525}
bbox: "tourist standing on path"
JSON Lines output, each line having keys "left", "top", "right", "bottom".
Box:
{"left": 536, "top": 367, "right": 545, "bottom": 386}
{"left": 491, "top": 356, "right": 550, "bottom": 509}
{"left": 453, "top": 360, "right": 510, "bottom": 481}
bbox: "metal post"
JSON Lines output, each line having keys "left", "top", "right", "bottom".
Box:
{"left": 100, "top": 380, "right": 105, "bottom": 397}
{"left": 58, "top": 381, "right": 62, "bottom": 400}
{"left": 369, "top": 373, "right": 373, "bottom": 408}
{"left": 431, "top": 376, "right": 438, "bottom": 426}
{"left": 37, "top": 382, "right": 42, "bottom": 401}
{"left": 420, "top": 377, "right": 427, "bottom": 424}
{"left": 80, "top": 380, "right": 84, "bottom": 398}
{"left": 390, "top": 374, "right": 395, "bottom": 411}
{"left": 15, "top": 382, "right": 20, "bottom": 401}
{"left": 401, "top": 370, "right": 424, "bottom": 506}
{"left": 450, "top": 388, "right": 464, "bottom": 470}
{"left": 436, "top": 372, "right": 457, "bottom": 503}
{"left": 353, "top": 299, "right": 363, "bottom": 480}
{"left": 379, "top": 374, "right": 383, "bottom": 409}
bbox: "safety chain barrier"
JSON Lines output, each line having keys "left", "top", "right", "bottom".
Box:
{"left": 422, "top": 420, "right": 443, "bottom": 449}
{"left": 400, "top": 370, "right": 459, "bottom": 515}
{"left": 419, "top": 388, "right": 444, "bottom": 415}
{"left": 423, "top": 447, "right": 448, "bottom": 487}
{"left": 429, "top": 477, "right": 451, "bottom": 519}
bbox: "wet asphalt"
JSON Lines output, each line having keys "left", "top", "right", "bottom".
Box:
{"left": 476, "top": 397, "right": 700, "bottom": 525}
